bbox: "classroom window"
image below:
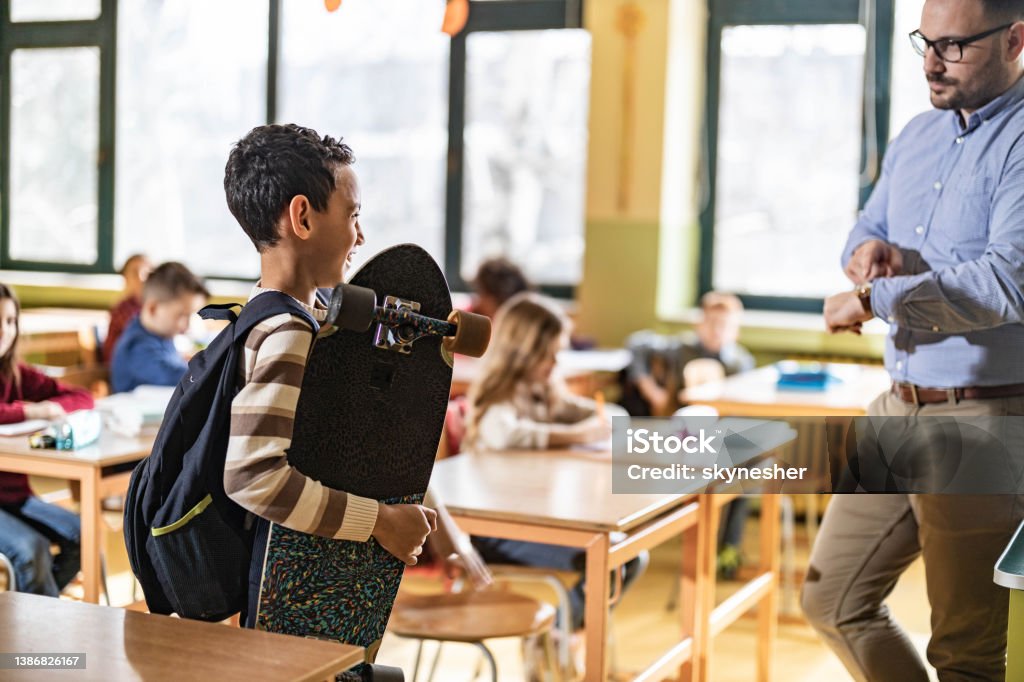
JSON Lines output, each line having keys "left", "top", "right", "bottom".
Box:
{"left": 0, "top": 0, "right": 585, "bottom": 289}
{"left": 701, "top": 0, "right": 896, "bottom": 311}
{"left": 114, "top": 0, "right": 266, "bottom": 277}
{"left": 10, "top": 0, "right": 101, "bottom": 22}
{"left": 9, "top": 47, "right": 100, "bottom": 265}
{"left": 889, "top": 0, "right": 930, "bottom": 136}
{"left": 461, "top": 29, "right": 590, "bottom": 286}
{"left": 279, "top": 0, "right": 449, "bottom": 272}
{"left": 711, "top": 25, "right": 865, "bottom": 299}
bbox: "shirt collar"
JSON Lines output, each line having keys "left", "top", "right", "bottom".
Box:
{"left": 956, "top": 73, "right": 1024, "bottom": 133}
{"left": 249, "top": 284, "right": 327, "bottom": 321}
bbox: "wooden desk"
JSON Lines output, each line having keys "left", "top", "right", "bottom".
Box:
{"left": 681, "top": 364, "right": 891, "bottom": 417}
{"left": 0, "top": 430, "right": 154, "bottom": 603}
{"left": 0, "top": 592, "right": 363, "bottom": 681}
{"left": 431, "top": 424, "right": 795, "bottom": 682}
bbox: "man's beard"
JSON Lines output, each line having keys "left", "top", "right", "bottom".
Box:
{"left": 928, "top": 56, "right": 1005, "bottom": 111}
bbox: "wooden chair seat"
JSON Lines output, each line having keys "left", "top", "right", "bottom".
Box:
{"left": 389, "top": 590, "right": 555, "bottom": 643}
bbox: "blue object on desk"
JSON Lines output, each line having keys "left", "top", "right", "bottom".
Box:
{"left": 775, "top": 361, "right": 842, "bottom": 391}
{"left": 28, "top": 410, "right": 102, "bottom": 451}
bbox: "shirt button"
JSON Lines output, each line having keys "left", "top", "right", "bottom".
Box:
{"left": 915, "top": 225, "right": 924, "bottom": 234}
{"left": 896, "top": 361, "right": 904, "bottom": 370}
{"left": 956, "top": 137, "right": 964, "bottom": 144}
{"left": 933, "top": 181, "right": 943, "bottom": 190}
{"left": 887, "top": 315, "right": 895, "bottom": 322}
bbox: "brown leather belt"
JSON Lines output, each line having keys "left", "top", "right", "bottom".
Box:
{"left": 891, "top": 381, "right": 1024, "bottom": 405}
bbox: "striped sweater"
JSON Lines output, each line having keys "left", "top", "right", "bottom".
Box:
{"left": 223, "top": 286, "right": 379, "bottom": 541}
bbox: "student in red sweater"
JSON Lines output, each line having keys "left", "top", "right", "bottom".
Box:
{"left": 0, "top": 284, "right": 93, "bottom": 596}
{"left": 103, "top": 253, "right": 152, "bottom": 363}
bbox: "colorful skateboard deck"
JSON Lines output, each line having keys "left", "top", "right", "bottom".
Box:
{"left": 252, "top": 245, "right": 474, "bottom": 671}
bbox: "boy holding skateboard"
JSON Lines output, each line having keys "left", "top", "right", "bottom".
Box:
{"left": 222, "top": 124, "right": 440, "bottom": 624}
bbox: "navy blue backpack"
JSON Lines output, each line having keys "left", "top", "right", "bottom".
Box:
{"left": 124, "top": 291, "right": 318, "bottom": 621}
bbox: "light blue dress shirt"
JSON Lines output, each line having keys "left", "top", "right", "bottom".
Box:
{"left": 842, "top": 74, "right": 1024, "bottom": 387}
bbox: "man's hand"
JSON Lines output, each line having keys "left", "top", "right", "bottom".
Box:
{"left": 845, "top": 239, "right": 902, "bottom": 284}
{"left": 371, "top": 503, "right": 438, "bottom": 566}
{"left": 824, "top": 291, "right": 873, "bottom": 335}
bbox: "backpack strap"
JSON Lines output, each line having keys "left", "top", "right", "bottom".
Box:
{"left": 198, "top": 302, "right": 243, "bottom": 323}
{"left": 233, "top": 291, "right": 319, "bottom": 343}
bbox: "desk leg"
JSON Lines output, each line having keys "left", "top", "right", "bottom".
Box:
{"left": 757, "top": 494, "right": 781, "bottom": 682}
{"left": 678, "top": 517, "right": 699, "bottom": 682}
{"left": 80, "top": 468, "right": 101, "bottom": 604}
{"left": 583, "top": 533, "right": 610, "bottom": 682}
{"left": 694, "top": 495, "right": 720, "bottom": 682}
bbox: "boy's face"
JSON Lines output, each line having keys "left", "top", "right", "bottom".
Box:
{"left": 697, "top": 309, "right": 740, "bottom": 355}
{"left": 0, "top": 299, "right": 18, "bottom": 358}
{"left": 143, "top": 293, "right": 206, "bottom": 338}
{"left": 305, "top": 164, "right": 364, "bottom": 286}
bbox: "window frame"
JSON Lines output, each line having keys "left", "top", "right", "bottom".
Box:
{"left": 0, "top": 0, "right": 118, "bottom": 274}
{"left": 699, "top": 0, "right": 896, "bottom": 312}
{"left": 447, "top": 0, "right": 583, "bottom": 297}
{"left": 0, "top": 0, "right": 585, "bottom": 294}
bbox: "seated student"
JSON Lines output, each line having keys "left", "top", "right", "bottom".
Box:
{"left": 103, "top": 253, "right": 153, "bottom": 363}
{"left": 0, "top": 284, "right": 93, "bottom": 596}
{"left": 622, "top": 291, "right": 754, "bottom": 417}
{"left": 110, "top": 262, "right": 209, "bottom": 393}
{"left": 463, "top": 292, "right": 645, "bottom": 657}
{"left": 469, "top": 256, "right": 533, "bottom": 319}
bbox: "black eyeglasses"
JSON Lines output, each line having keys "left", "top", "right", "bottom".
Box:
{"left": 909, "top": 24, "right": 1012, "bottom": 63}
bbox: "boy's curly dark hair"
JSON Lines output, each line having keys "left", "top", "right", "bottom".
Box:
{"left": 224, "top": 124, "right": 355, "bottom": 251}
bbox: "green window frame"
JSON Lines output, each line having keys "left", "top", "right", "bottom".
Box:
{"left": 0, "top": 0, "right": 118, "bottom": 274}
{"left": 0, "top": 0, "right": 583, "bottom": 296}
{"left": 699, "top": 0, "right": 896, "bottom": 312}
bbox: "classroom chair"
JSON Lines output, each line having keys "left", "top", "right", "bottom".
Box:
{"left": 388, "top": 589, "right": 559, "bottom": 682}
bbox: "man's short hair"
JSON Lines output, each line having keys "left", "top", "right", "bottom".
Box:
{"left": 223, "top": 123, "right": 355, "bottom": 252}
{"left": 700, "top": 291, "right": 743, "bottom": 315}
{"left": 142, "top": 262, "right": 210, "bottom": 304}
{"left": 980, "top": 0, "right": 1024, "bottom": 22}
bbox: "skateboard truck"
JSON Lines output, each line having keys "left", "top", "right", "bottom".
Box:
{"left": 326, "top": 283, "right": 491, "bottom": 358}
{"left": 373, "top": 296, "right": 424, "bottom": 355}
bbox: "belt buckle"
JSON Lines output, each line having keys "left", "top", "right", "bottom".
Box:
{"left": 909, "top": 383, "right": 920, "bottom": 407}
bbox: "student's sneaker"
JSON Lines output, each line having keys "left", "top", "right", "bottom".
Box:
{"left": 717, "top": 544, "right": 742, "bottom": 581}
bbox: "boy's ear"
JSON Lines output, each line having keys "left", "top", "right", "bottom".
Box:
{"left": 286, "top": 195, "right": 314, "bottom": 241}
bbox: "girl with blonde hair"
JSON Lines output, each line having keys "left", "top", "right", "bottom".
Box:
{"left": 464, "top": 292, "right": 609, "bottom": 451}
{"left": 463, "top": 292, "right": 645, "bottom": 650}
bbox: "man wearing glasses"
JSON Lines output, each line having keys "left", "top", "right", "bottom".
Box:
{"left": 813, "top": 0, "right": 1024, "bottom": 680}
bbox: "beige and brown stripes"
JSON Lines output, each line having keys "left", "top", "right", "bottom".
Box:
{"left": 223, "top": 303, "right": 378, "bottom": 542}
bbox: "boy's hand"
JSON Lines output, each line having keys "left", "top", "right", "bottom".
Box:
{"left": 372, "top": 503, "right": 438, "bottom": 566}
{"left": 443, "top": 542, "right": 493, "bottom": 590}
{"left": 23, "top": 401, "right": 66, "bottom": 421}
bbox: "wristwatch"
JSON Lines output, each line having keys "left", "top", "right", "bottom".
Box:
{"left": 855, "top": 282, "right": 873, "bottom": 315}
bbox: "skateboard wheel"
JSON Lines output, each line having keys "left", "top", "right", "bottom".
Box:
{"left": 360, "top": 664, "right": 405, "bottom": 682}
{"left": 442, "top": 310, "right": 491, "bottom": 358}
{"left": 328, "top": 283, "right": 377, "bottom": 332}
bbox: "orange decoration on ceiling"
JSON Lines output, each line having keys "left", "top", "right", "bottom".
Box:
{"left": 324, "top": 0, "right": 342, "bottom": 12}
{"left": 442, "top": 0, "right": 469, "bottom": 36}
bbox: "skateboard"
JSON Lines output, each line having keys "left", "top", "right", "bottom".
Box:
{"left": 251, "top": 244, "right": 490, "bottom": 677}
